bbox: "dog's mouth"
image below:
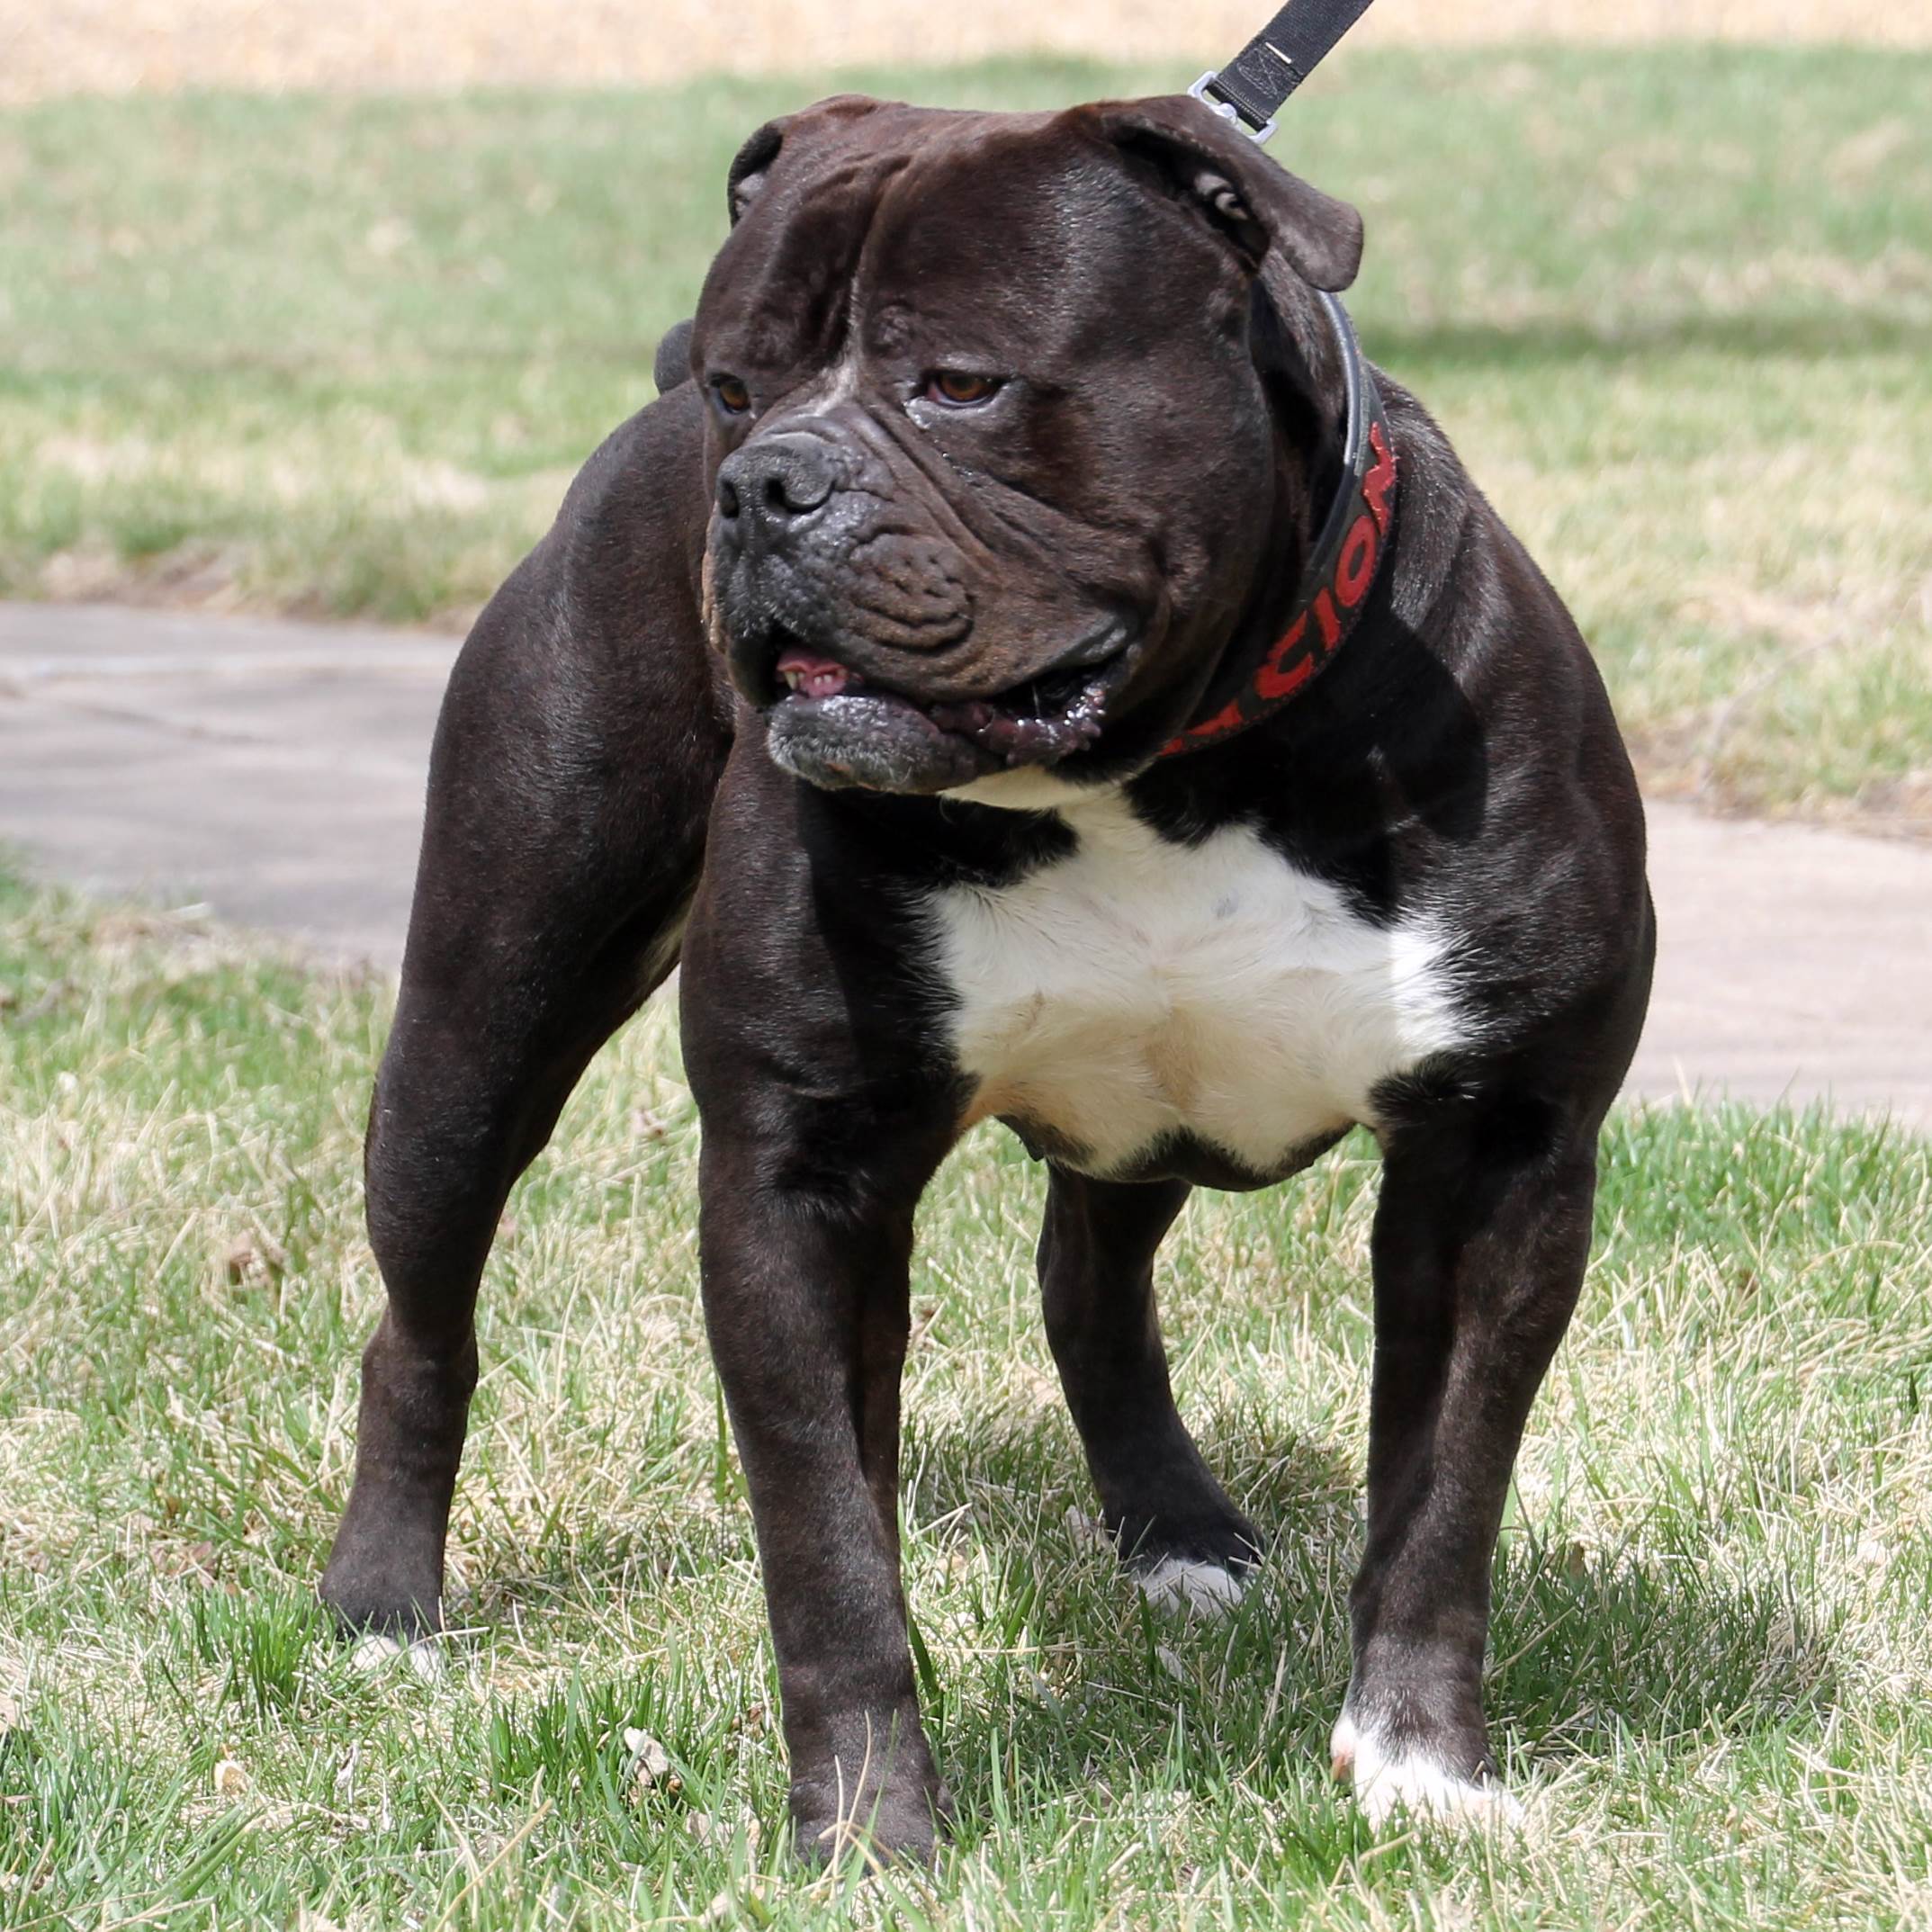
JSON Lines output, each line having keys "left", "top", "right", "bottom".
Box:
{"left": 750, "top": 610, "right": 1144, "bottom": 784}
{"left": 772, "top": 637, "right": 1128, "bottom": 765}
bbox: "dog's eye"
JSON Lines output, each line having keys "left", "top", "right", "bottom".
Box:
{"left": 926, "top": 371, "right": 1002, "bottom": 409}
{"left": 712, "top": 375, "right": 753, "bottom": 417}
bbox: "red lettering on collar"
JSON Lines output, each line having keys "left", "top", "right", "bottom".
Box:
{"left": 1336, "top": 514, "right": 1378, "bottom": 609}
{"left": 1312, "top": 587, "right": 1342, "bottom": 652}
{"left": 1254, "top": 612, "right": 1312, "bottom": 701}
{"left": 1155, "top": 415, "right": 1398, "bottom": 761}
{"left": 1363, "top": 422, "right": 1396, "bottom": 535}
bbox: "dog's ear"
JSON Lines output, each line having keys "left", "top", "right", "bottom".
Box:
{"left": 1078, "top": 94, "right": 1362, "bottom": 293}
{"left": 725, "top": 120, "right": 785, "bottom": 224}
{"left": 652, "top": 319, "right": 695, "bottom": 394}
{"left": 726, "top": 95, "right": 889, "bottom": 226}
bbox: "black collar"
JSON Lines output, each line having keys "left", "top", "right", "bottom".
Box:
{"left": 1160, "top": 292, "right": 1396, "bottom": 760}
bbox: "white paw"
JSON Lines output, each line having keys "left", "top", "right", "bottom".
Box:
{"left": 1136, "top": 1556, "right": 1248, "bottom": 1619}
{"left": 347, "top": 1631, "right": 446, "bottom": 1685}
{"left": 1330, "top": 1712, "right": 1525, "bottom": 1831}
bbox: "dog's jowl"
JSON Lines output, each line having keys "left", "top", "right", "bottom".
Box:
{"left": 319, "top": 93, "right": 1654, "bottom": 1860}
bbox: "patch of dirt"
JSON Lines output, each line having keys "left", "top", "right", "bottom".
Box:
{"left": 3, "top": 0, "right": 1925, "bottom": 104}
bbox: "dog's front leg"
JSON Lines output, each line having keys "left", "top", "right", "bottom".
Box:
{"left": 1333, "top": 1108, "right": 1601, "bottom": 1828}
{"left": 696, "top": 1136, "right": 948, "bottom": 1865}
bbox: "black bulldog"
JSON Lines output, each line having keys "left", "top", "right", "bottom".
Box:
{"left": 320, "top": 94, "right": 1655, "bottom": 1861}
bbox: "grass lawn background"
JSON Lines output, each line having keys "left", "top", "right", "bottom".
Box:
{"left": 3, "top": 875, "right": 1931, "bottom": 1928}
{"left": 5, "top": 40, "right": 1932, "bottom": 1931}
{"left": 2, "top": 46, "right": 1930, "bottom": 829}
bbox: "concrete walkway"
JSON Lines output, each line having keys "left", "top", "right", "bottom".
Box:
{"left": 4, "top": 600, "right": 1928, "bottom": 1126}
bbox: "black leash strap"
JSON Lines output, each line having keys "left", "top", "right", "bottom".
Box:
{"left": 1191, "top": 0, "right": 1378, "bottom": 141}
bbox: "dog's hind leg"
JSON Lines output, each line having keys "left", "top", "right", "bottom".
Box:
{"left": 322, "top": 880, "right": 696, "bottom": 1644}
{"left": 321, "top": 393, "right": 728, "bottom": 1644}
{"left": 1038, "top": 1168, "right": 1262, "bottom": 1613}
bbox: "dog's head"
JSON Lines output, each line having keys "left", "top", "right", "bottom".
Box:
{"left": 689, "top": 94, "right": 1362, "bottom": 796}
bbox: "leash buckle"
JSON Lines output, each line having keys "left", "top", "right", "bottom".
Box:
{"left": 1188, "top": 71, "right": 1277, "bottom": 145}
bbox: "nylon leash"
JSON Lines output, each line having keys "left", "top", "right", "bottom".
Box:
{"left": 1190, "top": 0, "right": 1379, "bottom": 142}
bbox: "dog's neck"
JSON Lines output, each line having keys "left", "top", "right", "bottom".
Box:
{"left": 1153, "top": 283, "right": 1395, "bottom": 763}
{"left": 1254, "top": 274, "right": 1352, "bottom": 518}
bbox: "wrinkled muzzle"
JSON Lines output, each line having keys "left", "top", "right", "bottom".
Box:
{"left": 707, "top": 423, "right": 1140, "bottom": 795}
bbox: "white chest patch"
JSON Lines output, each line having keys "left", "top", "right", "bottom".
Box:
{"left": 927, "top": 795, "right": 1471, "bottom": 1178}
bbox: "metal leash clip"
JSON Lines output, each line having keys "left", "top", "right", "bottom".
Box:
{"left": 1188, "top": 70, "right": 1279, "bottom": 146}
{"left": 1189, "top": 0, "right": 1379, "bottom": 147}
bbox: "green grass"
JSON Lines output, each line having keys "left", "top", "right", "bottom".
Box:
{"left": 4, "top": 875, "right": 1932, "bottom": 1927}
{"left": 2, "top": 47, "right": 1930, "bottom": 827}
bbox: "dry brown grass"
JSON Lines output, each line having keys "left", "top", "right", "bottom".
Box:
{"left": 5, "top": 869, "right": 1932, "bottom": 1926}
{"left": 4, "top": 0, "right": 1928, "bottom": 103}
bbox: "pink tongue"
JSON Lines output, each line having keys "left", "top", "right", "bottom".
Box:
{"left": 776, "top": 651, "right": 856, "bottom": 700}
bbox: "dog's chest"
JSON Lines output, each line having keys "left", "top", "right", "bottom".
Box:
{"left": 927, "top": 798, "right": 1469, "bottom": 1179}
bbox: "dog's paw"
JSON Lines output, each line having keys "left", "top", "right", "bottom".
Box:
{"left": 793, "top": 1777, "right": 949, "bottom": 1870}
{"left": 795, "top": 1806, "right": 939, "bottom": 1870}
{"left": 1135, "top": 1554, "right": 1249, "bottom": 1619}
{"left": 1068, "top": 1503, "right": 1262, "bottom": 1620}
{"left": 1330, "top": 1713, "right": 1525, "bottom": 1832}
{"left": 789, "top": 1718, "right": 950, "bottom": 1871}
{"left": 346, "top": 1631, "right": 446, "bottom": 1685}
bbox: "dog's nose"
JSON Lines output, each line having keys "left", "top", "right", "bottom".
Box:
{"left": 715, "top": 434, "right": 838, "bottom": 535}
